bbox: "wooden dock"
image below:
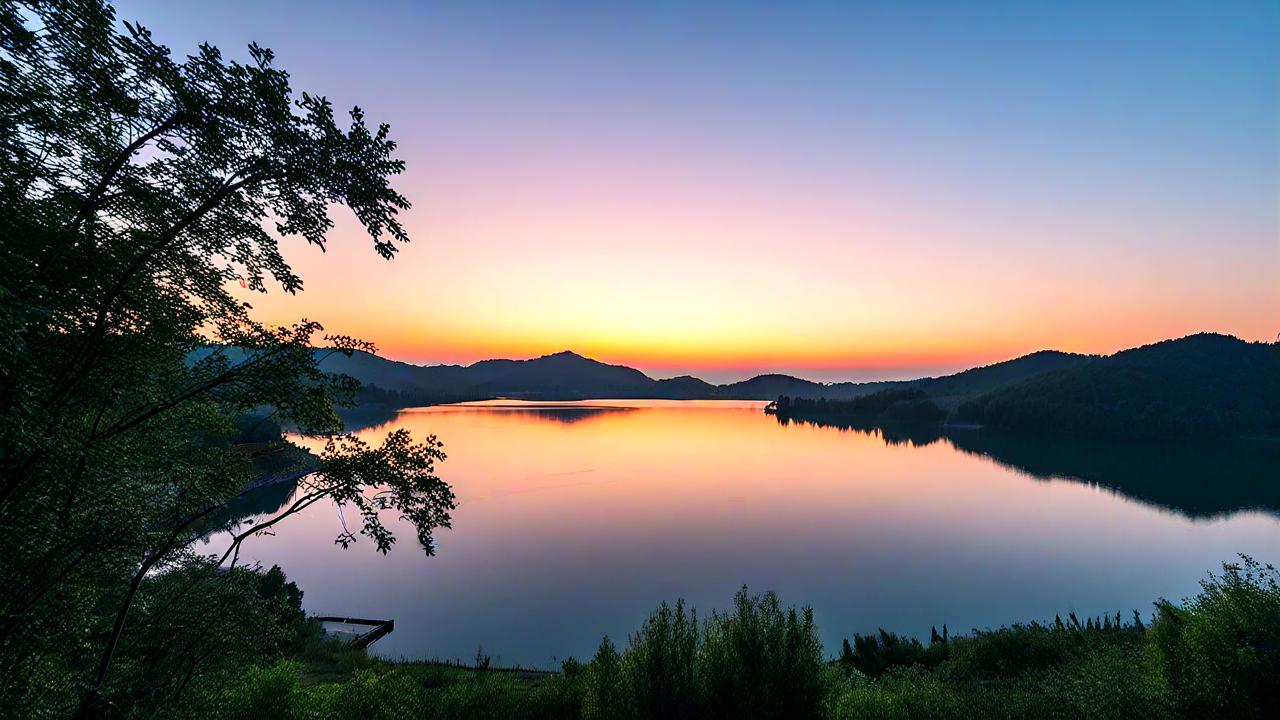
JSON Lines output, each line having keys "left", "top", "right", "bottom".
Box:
{"left": 313, "top": 615, "right": 395, "bottom": 649}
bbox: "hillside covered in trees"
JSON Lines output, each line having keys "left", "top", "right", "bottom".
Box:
{"left": 772, "top": 334, "right": 1280, "bottom": 441}
{"left": 957, "top": 334, "right": 1280, "bottom": 440}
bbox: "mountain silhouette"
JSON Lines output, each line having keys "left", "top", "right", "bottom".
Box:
{"left": 770, "top": 334, "right": 1279, "bottom": 441}
{"left": 315, "top": 345, "right": 1088, "bottom": 403}
{"left": 957, "top": 333, "right": 1280, "bottom": 439}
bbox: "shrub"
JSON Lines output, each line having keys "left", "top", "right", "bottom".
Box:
{"left": 1027, "top": 643, "right": 1173, "bottom": 720}
{"left": 697, "top": 587, "right": 825, "bottom": 719}
{"left": 583, "top": 637, "right": 627, "bottom": 719}
{"left": 623, "top": 600, "right": 699, "bottom": 719}
{"left": 1150, "top": 555, "right": 1280, "bottom": 718}
{"left": 329, "top": 669, "right": 425, "bottom": 720}
{"left": 215, "top": 661, "right": 299, "bottom": 720}
{"left": 838, "top": 630, "right": 938, "bottom": 679}
{"left": 942, "top": 617, "right": 1145, "bottom": 683}
{"left": 827, "top": 666, "right": 978, "bottom": 720}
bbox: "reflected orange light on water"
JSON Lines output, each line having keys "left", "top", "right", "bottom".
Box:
{"left": 257, "top": 401, "right": 1280, "bottom": 665}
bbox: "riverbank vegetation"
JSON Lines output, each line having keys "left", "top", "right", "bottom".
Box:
{"left": 177, "top": 557, "right": 1279, "bottom": 719}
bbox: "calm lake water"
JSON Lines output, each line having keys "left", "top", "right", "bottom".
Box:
{"left": 206, "top": 400, "right": 1280, "bottom": 668}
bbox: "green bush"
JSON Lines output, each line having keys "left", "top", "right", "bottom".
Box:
{"left": 623, "top": 599, "right": 699, "bottom": 719}
{"left": 329, "top": 669, "right": 426, "bottom": 719}
{"left": 838, "top": 630, "right": 942, "bottom": 679}
{"left": 1026, "top": 643, "right": 1173, "bottom": 720}
{"left": 283, "top": 683, "right": 342, "bottom": 719}
{"left": 828, "top": 666, "right": 977, "bottom": 720}
{"left": 216, "top": 661, "right": 299, "bottom": 720}
{"left": 697, "top": 587, "right": 825, "bottom": 719}
{"left": 1151, "top": 555, "right": 1280, "bottom": 718}
{"left": 583, "top": 637, "right": 627, "bottom": 719}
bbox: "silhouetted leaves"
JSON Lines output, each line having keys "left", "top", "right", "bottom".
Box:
{"left": 0, "top": 1, "right": 449, "bottom": 715}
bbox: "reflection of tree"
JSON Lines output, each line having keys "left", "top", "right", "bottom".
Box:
{"left": 773, "top": 415, "right": 1280, "bottom": 519}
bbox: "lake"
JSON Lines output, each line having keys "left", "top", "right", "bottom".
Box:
{"left": 205, "top": 399, "right": 1280, "bottom": 668}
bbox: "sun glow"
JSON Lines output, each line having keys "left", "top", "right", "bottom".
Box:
{"left": 157, "top": 0, "right": 1280, "bottom": 382}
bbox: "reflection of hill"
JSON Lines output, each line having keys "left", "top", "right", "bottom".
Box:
{"left": 337, "top": 404, "right": 401, "bottom": 433}
{"left": 945, "top": 430, "right": 1280, "bottom": 519}
{"left": 339, "top": 404, "right": 635, "bottom": 434}
{"left": 203, "top": 480, "right": 298, "bottom": 535}
{"left": 774, "top": 414, "right": 1280, "bottom": 519}
{"left": 772, "top": 414, "right": 945, "bottom": 448}
{"left": 491, "top": 407, "right": 632, "bottom": 424}
{"left": 440, "top": 405, "right": 633, "bottom": 425}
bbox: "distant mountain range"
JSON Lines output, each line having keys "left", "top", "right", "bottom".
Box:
{"left": 208, "top": 331, "right": 1277, "bottom": 440}
{"left": 315, "top": 345, "right": 1090, "bottom": 404}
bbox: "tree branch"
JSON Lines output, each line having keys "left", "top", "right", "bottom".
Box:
{"left": 97, "top": 344, "right": 290, "bottom": 440}
{"left": 68, "top": 113, "right": 181, "bottom": 230}
{"left": 86, "top": 499, "right": 232, "bottom": 694}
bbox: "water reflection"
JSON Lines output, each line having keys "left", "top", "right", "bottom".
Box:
{"left": 339, "top": 401, "right": 635, "bottom": 432}
{"left": 773, "top": 415, "right": 1280, "bottom": 519}
{"left": 205, "top": 477, "right": 298, "bottom": 534}
{"left": 947, "top": 431, "right": 1280, "bottom": 520}
{"left": 214, "top": 400, "right": 1280, "bottom": 668}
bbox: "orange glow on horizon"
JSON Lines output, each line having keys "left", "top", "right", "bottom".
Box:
{"left": 135, "top": 0, "right": 1279, "bottom": 382}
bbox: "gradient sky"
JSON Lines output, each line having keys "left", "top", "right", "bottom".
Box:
{"left": 117, "top": 0, "right": 1278, "bottom": 382}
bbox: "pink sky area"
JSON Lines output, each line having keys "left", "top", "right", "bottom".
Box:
{"left": 115, "top": 1, "right": 1279, "bottom": 383}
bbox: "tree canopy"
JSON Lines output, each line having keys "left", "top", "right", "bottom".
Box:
{"left": 0, "top": 1, "right": 453, "bottom": 715}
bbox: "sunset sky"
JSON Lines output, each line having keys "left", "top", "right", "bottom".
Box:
{"left": 118, "top": 0, "right": 1278, "bottom": 382}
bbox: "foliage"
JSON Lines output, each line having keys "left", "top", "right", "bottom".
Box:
{"left": 771, "top": 389, "right": 946, "bottom": 430}
{"left": 697, "top": 587, "right": 826, "bottom": 719}
{"left": 582, "top": 637, "right": 624, "bottom": 719}
{"left": 586, "top": 588, "right": 826, "bottom": 719}
{"left": 837, "top": 629, "right": 946, "bottom": 679}
{"left": 188, "top": 562, "right": 1280, "bottom": 719}
{"left": 940, "top": 616, "right": 1141, "bottom": 682}
{"left": 1150, "top": 556, "right": 1280, "bottom": 718}
{"left": 231, "top": 412, "right": 284, "bottom": 444}
{"left": 0, "top": 1, "right": 452, "bottom": 715}
{"left": 623, "top": 599, "right": 699, "bottom": 719}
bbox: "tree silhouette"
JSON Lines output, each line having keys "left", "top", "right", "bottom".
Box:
{"left": 0, "top": 1, "right": 453, "bottom": 715}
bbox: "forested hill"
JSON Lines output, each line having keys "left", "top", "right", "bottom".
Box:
{"left": 956, "top": 333, "right": 1280, "bottom": 440}
{"left": 907, "top": 350, "right": 1090, "bottom": 407}
{"left": 317, "top": 349, "right": 672, "bottom": 401}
